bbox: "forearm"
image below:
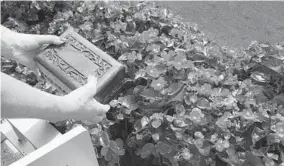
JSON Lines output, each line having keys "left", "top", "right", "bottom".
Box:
{"left": 1, "top": 72, "right": 67, "bottom": 121}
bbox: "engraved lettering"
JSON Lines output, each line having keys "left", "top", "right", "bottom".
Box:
{"left": 103, "top": 61, "right": 112, "bottom": 71}
{"left": 66, "top": 36, "right": 112, "bottom": 77}
{"left": 65, "top": 68, "right": 86, "bottom": 85}
{"left": 96, "top": 66, "right": 104, "bottom": 76}
{"left": 58, "top": 60, "right": 70, "bottom": 71}
{"left": 42, "top": 49, "right": 87, "bottom": 85}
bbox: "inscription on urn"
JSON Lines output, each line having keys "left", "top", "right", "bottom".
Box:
{"left": 35, "top": 27, "right": 126, "bottom": 103}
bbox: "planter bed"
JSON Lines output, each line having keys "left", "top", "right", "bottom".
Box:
{"left": 1, "top": 1, "right": 284, "bottom": 166}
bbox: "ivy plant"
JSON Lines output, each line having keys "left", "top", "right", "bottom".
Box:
{"left": 1, "top": 1, "right": 284, "bottom": 166}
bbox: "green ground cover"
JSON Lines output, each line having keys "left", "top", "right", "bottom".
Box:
{"left": 1, "top": 1, "right": 284, "bottom": 166}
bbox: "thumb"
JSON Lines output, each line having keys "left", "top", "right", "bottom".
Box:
{"left": 83, "top": 75, "right": 98, "bottom": 99}
{"left": 93, "top": 99, "right": 110, "bottom": 113}
{"left": 69, "top": 75, "right": 98, "bottom": 100}
{"left": 35, "top": 35, "right": 66, "bottom": 45}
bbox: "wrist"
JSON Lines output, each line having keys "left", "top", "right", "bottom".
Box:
{"left": 36, "top": 95, "right": 73, "bottom": 122}
{"left": 53, "top": 95, "right": 76, "bottom": 121}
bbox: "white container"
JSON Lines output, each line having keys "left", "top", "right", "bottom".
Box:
{"left": 1, "top": 119, "right": 99, "bottom": 166}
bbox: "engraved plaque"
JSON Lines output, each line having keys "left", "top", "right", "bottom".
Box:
{"left": 35, "top": 27, "right": 126, "bottom": 103}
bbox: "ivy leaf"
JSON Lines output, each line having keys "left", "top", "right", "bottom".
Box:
{"left": 170, "top": 50, "right": 187, "bottom": 70}
{"left": 187, "top": 72, "right": 199, "bottom": 85}
{"left": 151, "top": 119, "right": 162, "bottom": 128}
{"left": 151, "top": 113, "right": 164, "bottom": 120}
{"left": 175, "top": 104, "right": 186, "bottom": 116}
{"left": 184, "top": 93, "right": 198, "bottom": 105}
{"left": 118, "top": 52, "right": 129, "bottom": 61}
{"left": 241, "top": 109, "right": 259, "bottom": 121}
{"left": 104, "top": 147, "right": 112, "bottom": 162}
{"left": 159, "top": 22, "right": 173, "bottom": 34}
{"left": 118, "top": 149, "right": 125, "bottom": 156}
{"left": 118, "top": 95, "right": 139, "bottom": 111}
{"left": 134, "top": 116, "right": 150, "bottom": 131}
{"left": 252, "top": 127, "right": 266, "bottom": 145}
{"left": 141, "top": 30, "right": 150, "bottom": 43}
{"left": 134, "top": 68, "right": 147, "bottom": 79}
{"left": 196, "top": 97, "right": 211, "bottom": 109}
{"left": 148, "top": 27, "right": 159, "bottom": 38}
{"left": 157, "top": 141, "right": 172, "bottom": 155}
{"left": 119, "top": 51, "right": 142, "bottom": 63}
{"left": 173, "top": 119, "right": 187, "bottom": 128}
{"left": 109, "top": 140, "right": 119, "bottom": 154}
{"left": 171, "top": 87, "right": 185, "bottom": 102}
{"left": 146, "top": 64, "right": 167, "bottom": 78}
{"left": 161, "top": 50, "right": 174, "bottom": 61}
{"left": 152, "top": 133, "right": 160, "bottom": 142}
{"left": 189, "top": 108, "right": 205, "bottom": 125}
{"left": 102, "top": 141, "right": 120, "bottom": 163}
{"left": 140, "top": 88, "right": 162, "bottom": 100}
{"left": 216, "top": 112, "right": 232, "bottom": 130}
{"left": 89, "top": 128, "right": 100, "bottom": 136}
{"left": 198, "top": 83, "right": 212, "bottom": 96}
{"left": 222, "top": 95, "right": 237, "bottom": 109}
{"left": 181, "top": 148, "right": 193, "bottom": 161}
{"left": 116, "top": 113, "right": 124, "bottom": 120}
{"left": 167, "top": 82, "right": 183, "bottom": 96}
{"left": 246, "top": 151, "right": 265, "bottom": 166}
{"left": 99, "top": 131, "right": 110, "bottom": 147}
{"left": 151, "top": 76, "right": 166, "bottom": 91}
{"left": 79, "top": 21, "right": 93, "bottom": 31}
{"left": 165, "top": 115, "right": 175, "bottom": 122}
{"left": 115, "top": 138, "right": 124, "bottom": 149}
{"left": 214, "top": 139, "right": 230, "bottom": 152}
{"left": 250, "top": 71, "right": 270, "bottom": 83}
{"left": 219, "top": 88, "right": 231, "bottom": 97}
{"left": 146, "top": 44, "right": 161, "bottom": 54}
{"left": 261, "top": 56, "right": 284, "bottom": 74}
{"left": 152, "top": 55, "right": 163, "bottom": 64}
{"left": 141, "top": 143, "right": 155, "bottom": 158}
{"left": 225, "top": 147, "right": 240, "bottom": 166}
{"left": 101, "top": 146, "right": 109, "bottom": 156}
{"left": 273, "top": 122, "right": 284, "bottom": 138}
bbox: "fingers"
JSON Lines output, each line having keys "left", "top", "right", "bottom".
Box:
{"left": 92, "top": 99, "right": 110, "bottom": 114}
{"left": 35, "top": 35, "right": 66, "bottom": 45}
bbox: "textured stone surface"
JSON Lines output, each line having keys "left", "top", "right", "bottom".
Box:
{"left": 35, "top": 27, "right": 126, "bottom": 103}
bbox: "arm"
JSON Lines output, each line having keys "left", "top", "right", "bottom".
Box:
{"left": 1, "top": 72, "right": 66, "bottom": 121}
{"left": 1, "top": 25, "right": 66, "bottom": 121}
{"left": 1, "top": 25, "right": 109, "bottom": 122}
{"left": 1, "top": 72, "right": 109, "bottom": 122}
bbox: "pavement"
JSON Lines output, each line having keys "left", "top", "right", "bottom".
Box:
{"left": 156, "top": 1, "right": 284, "bottom": 49}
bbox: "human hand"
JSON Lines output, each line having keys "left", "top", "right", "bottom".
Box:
{"left": 58, "top": 75, "right": 110, "bottom": 123}
{"left": 2, "top": 27, "right": 65, "bottom": 74}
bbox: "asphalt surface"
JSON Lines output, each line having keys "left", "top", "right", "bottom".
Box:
{"left": 156, "top": 1, "right": 284, "bottom": 49}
